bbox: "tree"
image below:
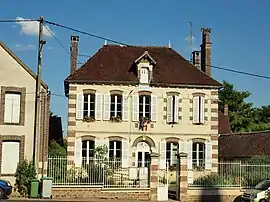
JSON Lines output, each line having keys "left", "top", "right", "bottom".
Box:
{"left": 218, "top": 81, "right": 270, "bottom": 132}
{"left": 48, "top": 140, "right": 67, "bottom": 157}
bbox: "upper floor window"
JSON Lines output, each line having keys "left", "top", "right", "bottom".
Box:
{"left": 140, "top": 68, "right": 149, "bottom": 84}
{"left": 193, "top": 95, "right": 205, "bottom": 124}
{"left": 192, "top": 142, "right": 205, "bottom": 169}
{"left": 83, "top": 93, "right": 95, "bottom": 118}
{"left": 166, "top": 142, "right": 178, "bottom": 167}
{"left": 110, "top": 94, "right": 122, "bottom": 119}
{"left": 167, "top": 95, "right": 179, "bottom": 124}
{"left": 4, "top": 92, "right": 21, "bottom": 124}
{"left": 139, "top": 95, "right": 151, "bottom": 119}
{"left": 82, "top": 140, "right": 95, "bottom": 164}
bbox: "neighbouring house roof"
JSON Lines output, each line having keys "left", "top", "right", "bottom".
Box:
{"left": 0, "top": 41, "right": 48, "bottom": 89}
{"left": 219, "top": 131, "right": 270, "bottom": 158}
{"left": 65, "top": 45, "right": 221, "bottom": 88}
{"left": 218, "top": 111, "right": 232, "bottom": 135}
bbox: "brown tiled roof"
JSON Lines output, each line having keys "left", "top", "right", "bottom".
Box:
{"left": 219, "top": 131, "right": 270, "bottom": 158}
{"left": 65, "top": 45, "right": 221, "bottom": 87}
{"left": 218, "top": 111, "right": 232, "bottom": 135}
{"left": 0, "top": 41, "right": 48, "bottom": 89}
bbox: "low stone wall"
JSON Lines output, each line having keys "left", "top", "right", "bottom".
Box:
{"left": 187, "top": 188, "right": 243, "bottom": 202}
{"left": 52, "top": 187, "right": 150, "bottom": 200}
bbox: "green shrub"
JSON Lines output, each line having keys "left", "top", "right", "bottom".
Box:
{"left": 193, "top": 173, "right": 238, "bottom": 187}
{"left": 14, "top": 160, "right": 36, "bottom": 197}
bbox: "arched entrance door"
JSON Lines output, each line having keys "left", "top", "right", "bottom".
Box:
{"left": 136, "top": 142, "right": 151, "bottom": 168}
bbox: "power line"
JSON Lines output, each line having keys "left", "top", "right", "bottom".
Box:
{"left": 43, "top": 22, "right": 84, "bottom": 65}
{"left": 0, "top": 19, "right": 39, "bottom": 23}
{"left": 44, "top": 20, "right": 270, "bottom": 81}
{"left": 1, "top": 18, "right": 269, "bottom": 80}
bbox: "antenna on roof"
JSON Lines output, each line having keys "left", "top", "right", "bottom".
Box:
{"left": 168, "top": 40, "right": 171, "bottom": 48}
{"left": 185, "top": 21, "right": 195, "bottom": 63}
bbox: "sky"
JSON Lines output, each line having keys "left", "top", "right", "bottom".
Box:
{"left": 1, "top": 0, "right": 270, "bottom": 135}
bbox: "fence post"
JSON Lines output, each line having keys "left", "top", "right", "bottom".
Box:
{"left": 176, "top": 152, "right": 189, "bottom": 202}
{"left": 150, "top": 152, "right": 159, "bottom": 201}
{"left": 239, "top": 161, "right": 242, "bottom": 188}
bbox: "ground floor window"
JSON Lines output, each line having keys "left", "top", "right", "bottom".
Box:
{"left": 82, "top": 140, "right": 95, "bottom": 164}
{"left": 192, "top": 142, "right": 205, "bottom": 168}
{"left": 1, "top": 141, "right": 20, "bottom": 174}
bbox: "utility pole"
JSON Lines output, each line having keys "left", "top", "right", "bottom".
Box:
{"left": 33, "top": 16, "right": 46, "bottom": 167}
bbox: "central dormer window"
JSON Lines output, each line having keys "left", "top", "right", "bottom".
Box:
{"left": 140, "top": 67, "right": 149, "bottom": 84}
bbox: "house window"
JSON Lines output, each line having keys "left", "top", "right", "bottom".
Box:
{"left": 110, "top": 94, "right": 122, "bottom": 119}
{"left": 4, "top": 92, "right": 21, "bottom": 124}
{"left": 140, "top": 68, "right": 149, "bottom": 84}
{"left": 83, "top": 93, "right": 95, "bottom": 118}
{"left": 192, "top": 142, "right": 205, "bottom": 168}
{"left": 1, "top": 141, "right": 20, "bottom": 174}
{"left": 109, "top": 140, "right": 122, "bottom": 160}
{"left": 167, "top": 95, "right": 179, "bottom": 123}
{"left": 193, "top": 95, "right": 205, "bottom": 124}
{"left": 82, "top": 140, "right": 95, "bottom": 164}
{"left": 166, "top": 142, "right": 178, "bottom": 167}
{"left": 139, "top": 95, "right": 151, "bottom": 119}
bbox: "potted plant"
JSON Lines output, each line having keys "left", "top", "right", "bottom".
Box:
{"left": 83, "top": 116, "right": 95, "bottom": 122}
{"left": 110, "top": 115, "right": 122, "bottom": 123}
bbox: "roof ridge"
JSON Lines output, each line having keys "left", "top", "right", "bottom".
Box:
{"left": 105, "top": 44, "right": 171, "bottom": 49}
{"left": 232, "top": 130, "right": 270, "bottom": 135}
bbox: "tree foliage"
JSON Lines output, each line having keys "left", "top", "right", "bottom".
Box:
{"left": 219, "top": 81, "right": 270, "bottom": 132}
{"left": 48, "top": 140, "right": 67, "bottom": 157}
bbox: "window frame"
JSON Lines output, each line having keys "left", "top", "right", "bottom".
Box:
{"left": 140, "top": 67, "right": 149, "bottom": 84}
{"left": 192, "top": 142, "right": 205, "bottom": 169}
{"left": 4, "top": 92, "right": 21, "bottom": 124}
{"left": 110, "top": 94, "right": 123, "bottom": 119}
{"left": 139, "top": 95, "right": 151, "bottom": 119}
{"left": 83, "top": 93, "right": 95, "bottom": 118}
{"left": 82, "top": 140, "right": 95, "bottom": 164}
{"left": 193, "top": 95, "right": 205, "bottom": 124}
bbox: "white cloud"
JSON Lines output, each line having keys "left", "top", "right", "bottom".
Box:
{"left": 14, "top": 44, "right": 36, "bottom": 51}
{"left": 16, "top": 17, "right": 54, "bottom": 37}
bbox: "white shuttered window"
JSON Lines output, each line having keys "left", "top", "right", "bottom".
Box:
{"left": 167, "top": 95, "right": 179, "bottom": 124}
{"left": 193, "top": 95, "right": 205, "bottom": 124}
{"left": 4, "top": 93, "right": 21, "bottom": 123}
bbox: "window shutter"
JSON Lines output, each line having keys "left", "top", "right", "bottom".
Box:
{"left": 103, "top": 93, "right": 111, "bottom": 121}
{"left": 95, "top": 92, "right": 103, "bottom": 120}
{"left": 132, "top": 95, "right": 139, "bottom": 121}
{"left": 103, "top": 138, "right": 110, "bottom": 160}
{"left": 174, "top": 95, "right": 179, "bottom": 123}
{"left": 121, "top": 139, "right": 129, "bottom": 168}
{"left": 159, "top": 141, "right": 166, "bottom": 169}
{"left": 205, "top": 142, "right": 212, "bottom": 170}
{"left": 166, "top": 96, "right": 173, "bottom": 123}
{"left": 200, "top": 96, "right": 205, "bottom": 123}
{"left": 4, "top": 94, "right": 12, "bottom": 123}
{"left": 151, "top": 95, "right": 157, "bottom": 122}
{"left": 193, "top": 96, "right": 200, "bottom": 124}
{"left": 179, "top": 141, "right": 185, "bottom": 153}
{"left": 122, "top": 95, "right": 128, "bottom": 121}
{"left": 187, "top": 140, "right": 193, "bottom": 170}
{"left": 74, "top": 138, "right": 82, "bottom": 167}
{"left": 76, "top": 93, "right": 83, "bottom": 120}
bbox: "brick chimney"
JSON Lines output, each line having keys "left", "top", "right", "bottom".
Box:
{"left": 70, "top": 36, "right": 79, "bottom": 75}
{"left": 192, "top": 51, "right": 201, "bottom": 70}
{"left": 224, "top": 104, "right": 228, "bottom": 116}
{"left": 200, "top": 28, "right": 212, "bottom": 76}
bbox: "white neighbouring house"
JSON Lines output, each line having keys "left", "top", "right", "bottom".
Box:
{"left": 0, "top": 40, "right": 50, "bottom": 184}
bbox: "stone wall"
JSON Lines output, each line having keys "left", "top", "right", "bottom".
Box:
{"left": 52, "top": 187, "right": 150, "bottom": 200}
